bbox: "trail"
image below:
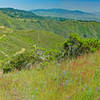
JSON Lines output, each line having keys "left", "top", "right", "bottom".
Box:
{"left": 14, "top": 48, "right": 26, "bottom": 56}
{"left": 0, "top": 34, "right": 9, "bottom": 57}
{"left": 0, "top": 50, "right": 8, "bottom": 57}
{"left": 0, "top": 34, "right": 6, "bottom": 40}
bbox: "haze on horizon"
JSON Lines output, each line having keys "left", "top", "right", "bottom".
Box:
{"left": 0, "top": 0, "right": 100, "bottom": 12}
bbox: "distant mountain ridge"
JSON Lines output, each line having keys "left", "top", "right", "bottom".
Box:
{"left": 0, "top": 8, "right": 100, "bottom": 22}
{"left": 93, "top": 12, "right": 100, "bottom": 15}
{"left": 32, "top": 8, "right": 90, "bottom": 15}
{"left": 0, "top": 8, "right": 40, "bottom": 19}
{"left": 31, "top": 8, "right": 100, "bottom": 22}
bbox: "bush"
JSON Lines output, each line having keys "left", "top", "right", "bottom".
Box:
{"left": 3, "top": 51, "right": 30, "bottom": 72}
{"left": 3, "top": 45, "right": 62, "bottom": 72}
{"left": 64, "top": 34, "right": 100, "bottom": 57}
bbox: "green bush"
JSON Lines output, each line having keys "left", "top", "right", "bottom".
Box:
{"left": 64, "top": 34, "right": 100, "bottom": 57}
{"left": 3, "top": 51, "right": 30, "bottom": 73}
{"left": 3, "top": 45, "right": 62, "bottom": 73}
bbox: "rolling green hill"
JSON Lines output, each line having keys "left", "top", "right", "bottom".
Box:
{"left": 0, "top": 8, "right": 100, "bottom": 39}
{"left": 11, "top": 20, "right": 100, "bottom": 39}
{"left": 0, "top": 8, "right": 100, "bottom": 61}
{"left": 0, "top": 30, "right": 65, "bottom": 61}
{"left": 0, "top": 16, "right": 100, "bottom": 39}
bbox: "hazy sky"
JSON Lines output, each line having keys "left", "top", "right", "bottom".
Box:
{"left": 0, "top": 0, "right": 100, "bottom": 12}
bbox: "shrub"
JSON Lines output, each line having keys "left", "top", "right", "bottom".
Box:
{"left": 3, "top": 51, "right": 30, "bottom": 72}
{"left": 3, "top": 45, "right": 62, "bottom": 72}
{"left": 64, "top": 34, "right": 100, "bottom": 57}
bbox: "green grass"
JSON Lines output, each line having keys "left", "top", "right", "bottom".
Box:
{"left": 0, "top": 50, "right": 100, "bottom": 100}
{"left": 0, "top": 29, "right": 65, "bottom": 61}
{"left": 0, "top": 10, "right": 100, "bottom": 39}
{"left": 8, "top": 20, "right": 100, "bottom": 39}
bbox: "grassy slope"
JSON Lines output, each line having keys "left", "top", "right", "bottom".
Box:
{"left": 0, "top": 50, "right": 100, "bottom": 100}
{"left": 0, "top": 11, "right": 100, "bottom": 39}
{"left": 7, "top": 20, "right": 100, "bottom": 39}
{"left": 0, "top": 30, "right": 65, "bottom": 61}
{"left": 0, "top": 12, "right": 67, "bottom": 61}
{"left": 1, "top": 17, "right": 100, "bottom": 39}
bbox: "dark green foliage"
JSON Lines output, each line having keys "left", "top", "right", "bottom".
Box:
{"left": 3, "top": 45, "right": 62, "bottom": 73}
{"left": 64, "top": 34, "right": 100, "bottom": 57}
{"left": 3, "top": 52, "right": 29, "bottom": 72}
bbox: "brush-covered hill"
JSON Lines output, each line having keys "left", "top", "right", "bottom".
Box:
{"left": 11, "top": 20, "right": 100, "bottom": 39}
{"left": 0, "top": 16, "right": 100, "bottom": 39}
{"left": 0, "top": 8, "right": 61, "bottom": 20}
{"left": 0, "top": 29, "right": 65, "bottom": 61}
{"left": 0, "top": 8, "right": 100, "bottom": 39}
{"left": 0, "top": 49, "right": 100, "bottom": 100}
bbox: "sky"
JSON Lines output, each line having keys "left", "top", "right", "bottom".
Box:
{"left": 0, "top": 0, "right": 100, "bottom": 12}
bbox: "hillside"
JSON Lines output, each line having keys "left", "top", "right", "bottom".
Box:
{"left": 0, "top": 15, "right": 100, "bottom": 39}
{"left": 0, "top": 8, "right": 100, "bottom": 62}
{"left": 0, "top": 50, "right": 100, "bottom": 100}
{"left": 0, "top": 7, "right": 100, "bottom": 100}
{"left": 0, "top": 8, "right": 100, "bottom": 39}
{"left": 31, "top": 8, "right": 100, "bottom": 22}
{"left": 0, "top": 30, "right": 65, "bottom": 61}
{"left": 14, "top": 20, "right": 100, "bottom": 39}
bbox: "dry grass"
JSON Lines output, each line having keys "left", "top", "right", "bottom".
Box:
{"left": 0, "top": 51, "right": 100, "bottom": 100}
